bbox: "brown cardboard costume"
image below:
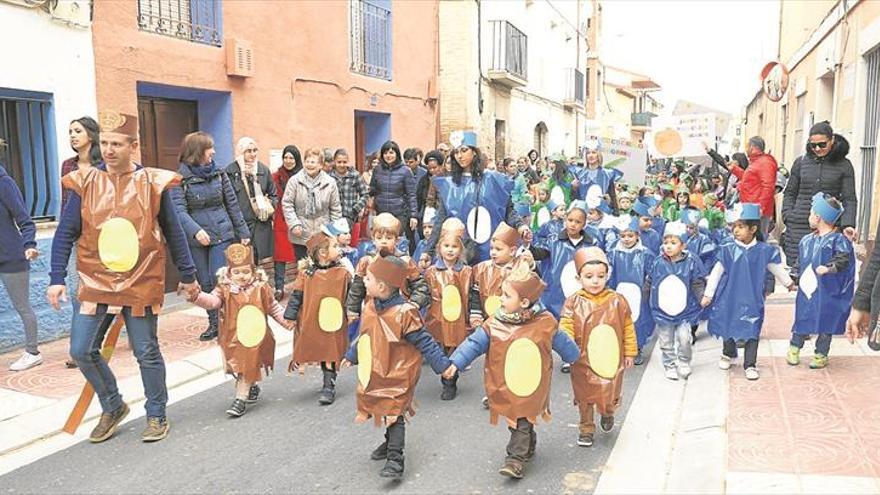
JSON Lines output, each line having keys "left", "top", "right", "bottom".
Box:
{"left": 61, "top": 113, "right": 181, "bottom": 316}
{"left": 215, "top": 244, "right": 277, "bottom": 384}
{"left": 472, "top": 256, "right": 533, "bottom": 318}
{"left": 354, "top": 256, "right": 424, "bottom": 426}
{"left": 355, "top": 253, "right": 421, "bottom": 298}
{"left": 561, "top": 290, "right": 630, "bottom": 417}
{"left": 424, "top": 262, "right": 472, "bottom": 347}
{"left": 290, "top": 263, "right": 352, "bottom": 368}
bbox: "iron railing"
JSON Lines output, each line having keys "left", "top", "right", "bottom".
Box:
{"left": 859, "top": 46, "right": 880, "bottom": 241}
{"left": 350, "top": 0, "right": 392, "bottom": 80}
{"left": 490, "top": 20, "right": 527, "bottom": 81}
{"left": 137, "top": 0, "right": 222, "bottom": 46}
{"left": 564, "top": 68, "right": 585, "bottom": 104}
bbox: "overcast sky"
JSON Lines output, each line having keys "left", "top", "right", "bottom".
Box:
{"left": 600, "top": 0, "right": 780, "bottom": 116}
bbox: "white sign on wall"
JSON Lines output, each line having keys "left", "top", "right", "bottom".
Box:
{"left": 646, "top": 113, "right": 716, "bottom": 158}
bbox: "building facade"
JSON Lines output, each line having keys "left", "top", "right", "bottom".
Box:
{"left": 439, "top": 0, "right": 589, "bottom": 162}
{"left": 744, "top": 0, "right": 880, "bottom": 241}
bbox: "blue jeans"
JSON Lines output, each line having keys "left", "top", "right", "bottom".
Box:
{"left": 190, "top": 241, "right": 230, "bottom": 329}
{"left": 69, "top": 306, "right": 167, "bottom": 418}
{"left": 791, "top": 333, "right": 832, "bottom": 356}
{"left": 274, "top": 261, "right": 286, "bottom": 290}
{"left": 656, "top": 322, "right": 692, "bottom": 369}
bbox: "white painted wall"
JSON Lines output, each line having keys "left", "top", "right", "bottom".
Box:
{"left": 0, "top": 4, "right": 98, "bottom": 171}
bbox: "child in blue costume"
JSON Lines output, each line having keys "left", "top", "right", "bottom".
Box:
{"left": 527, "top": 200, "right": 598, "bottom": 320}
{"left": 414, "top": 207, "right": 436, "bottom": 273}
{"left": 787, "top": 193, "right": 855, "bottom": 369}
{"left": 681, "top": 209, "right": 717, "bottom": 343}
{"left": 533, "top": 199, "right": 565, "bottom": 248}
{"left": 701, "top": 203, "right": 795, "bottom": 381}
{"left": 646, "top": 221, "right": 706, "bottom": 381}
{"left": 585, "top": 200, "right": 617, "bottom": 251}
{"left": 632, "top": 199, "right": 661, "bottom": 255}
{"left": 608, "top": 215, "right": 656, "bottom": 365}
{"left": 323, "top": 218, "right": 357, "bottom": 274}
{"left": 641, "top": 196, "right": 667, "bottom": 239}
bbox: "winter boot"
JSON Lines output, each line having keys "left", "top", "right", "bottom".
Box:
{"left": 371, "top": 430, "right": 389, "bottom": 460}
{"left": 501, "top": 418, "right": 532, "bottom": 478}
{"left": 440, "top": 372, "right": 458, "bottom": 400}
{"left": 379, "top": 417, "right": 405, "bottom": 479}
{"left": 318, "top": 368, "right": 337, "bottom": 405}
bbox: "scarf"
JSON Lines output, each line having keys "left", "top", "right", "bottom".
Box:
{"left": 190, "top": 161, "right": 216, "bottom": 179}
{"left": 300, "top": 171, "right": 322, "bottom": 218}
{"left": 276, "top": 165, "right": 296, "bottom": 195}
{"left": 496, "top": 306, "right": 538, "bottom": 324}
{"left": 237, "top": 158, "right": 273, "bottom": 222}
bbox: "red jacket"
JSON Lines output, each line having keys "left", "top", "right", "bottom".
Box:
{"left": 730, "top": 151, "right": 777, "bottom": 217}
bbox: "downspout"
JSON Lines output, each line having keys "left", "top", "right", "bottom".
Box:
{"left": 477, "top": 0, "right": 483, "bottom": 116}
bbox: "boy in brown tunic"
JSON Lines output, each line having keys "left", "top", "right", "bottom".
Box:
{"left": 559, "top": 247, "right": 636, "bottom": 448}
{"left": 190, "top": 243, "right": 288, "bottom": 417}
{"left": 340, "top": 255, "right": 453, "bottom": 480}
{"left": 446, "top": 268, "right": 580, "bottom": 479}
{"left": 469, "top": 222, "right": 535, "bottom": 327}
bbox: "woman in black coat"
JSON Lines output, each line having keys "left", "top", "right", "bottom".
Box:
{"left": 782, "top": 121, "right": 857, "bottom": 278}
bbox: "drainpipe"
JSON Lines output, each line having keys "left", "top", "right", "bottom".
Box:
{"left": 477, "top": 0, "right": 483, "bottom": 116}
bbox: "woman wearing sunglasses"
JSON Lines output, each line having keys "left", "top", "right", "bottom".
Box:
{"left": 782, "top": 121, "right": 858, "bottom": 281}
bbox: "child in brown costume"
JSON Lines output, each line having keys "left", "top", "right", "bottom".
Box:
{"left": 284, "top": 227, "right": 352, "bottom": 405}
{"left": 424, "top": 217, "right": 473, "bottom": 400}
{"left": 340, "top": 255, "right": 453, "bottom": 480}
{"left": 190, "top": 243, "right": 289, "bottom": 417}
{"left": 469, "top": 222, "right": 535, "bottom": 328}
{"left": 446, "top": 268, "right": 580, "bottom": 479}
{"left": 560, "top": 247, "right": 636, "bottom": 448}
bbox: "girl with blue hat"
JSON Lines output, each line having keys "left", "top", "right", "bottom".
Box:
{"left": 787, "top": 193, "right": 855, "bottom": 369}
{"left": 701, "top": 203, "right": 796, "bottom": 380}
{"left": 631, "top": 199, "right": 661, "bottom": 255}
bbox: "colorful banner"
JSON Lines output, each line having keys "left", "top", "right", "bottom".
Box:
{"left": 581, "top": 135, "right": 648, "bottom": 186}
{"left": 646, "top": 113, "right": 716, "bottom": 158}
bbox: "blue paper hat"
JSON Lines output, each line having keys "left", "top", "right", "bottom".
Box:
{"left": 322, "top": 218, "right": 350, "bottom": 237}
{"left": 546, "top": 198, "right": 562, "bottom": 212}
{"left": 615, "top": 215, "right": 640, "bottom": 233}
{"left": 514, "top": 202, "right": 531, "bottom": 216}
{"left": 663, "top": 221, "right": 687, "bottom": 240}
{"left": 811, "top": 192, "right": 844, "bottom": 224}
{"left": 450, "top": 130, "right": 478, "bottom": 148}
{"left": 682, "top": 209, "right": 702, "bottom": 226}
{"left": 739, "top": 203, "right": 761, "bottom": 221}
{"left": 594, "top": 200, "right": 613, "bottom": 215}
{"left": 642, "top": 196, "right": 659, "bottom": 208}
{"left": 632, "top": 199, "right": 651, "bottom": 218}
{"left": 724, "top": 209, "right": 739, "bottom": 224}
{"left": 568, "top": 200, "right": 589, "bottom": 215}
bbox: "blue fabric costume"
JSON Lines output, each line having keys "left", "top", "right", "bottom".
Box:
{"left": 640, "top": 227, "right": 661, "bottom": 254}
{"left": 609, "top": 244, "right": 656, "bottom": 348}
{"left": 792, "top": 232, "right": 855, "bottom": 335}
{"left": 685, "top": 231, "right": 718, "bottom": 270}
{"left": 649, "top": 252, "right": 706, "bottom": 326}
{"left": 707, "top": 241, "right": 781, "bottom": 340}
{"left": 432, "top": 171, "right": 514, "bottom": 263}
{"left": 531, "top": 232, "right": 599, "bottom": 319}
{"left": 574, "top": 166, "right": 614, "bottom": 204}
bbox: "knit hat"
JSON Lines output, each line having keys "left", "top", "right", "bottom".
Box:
{"left": 491, "top": 222, "right": 520, "bottom": 248}
{"left": 224, "top": 243, "right": 254, "bottom": 269}
{"left": 368, "top": 254, "right": 409, "bottom": 289}
{"left": 574, "top": 246, "right": 609, "bottom": 274}
{"left": 811, "top": 192, "right": 844, "bottom": 224}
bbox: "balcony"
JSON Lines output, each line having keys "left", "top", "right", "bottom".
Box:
{"left": 488, "top": 20, "right": 528, "bottom": 88}
{"left": 563, "top": 68, "right": 585, "bottom": 109}
{"left": 631, "top": 111, "right": 657, "bottom": 128}
{"left": 137, "top": 0, "right": 222, "bottom": 47}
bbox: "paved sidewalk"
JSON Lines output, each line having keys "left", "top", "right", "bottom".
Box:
{"left": 0, "top": 304, "right": 293, "bottom": 474}
{"left": 595, "top": 293, "right": 880, "bottom": 494}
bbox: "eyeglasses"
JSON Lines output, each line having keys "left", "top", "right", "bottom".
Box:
{"left": 808, "top": 141, "right": 829, "bottom": 150}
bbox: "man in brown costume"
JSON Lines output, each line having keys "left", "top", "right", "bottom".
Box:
{"left": 446, "top": 268, "right": 580, "bottom": 479}
{"left": 340, "top": 255, "right": 452, "bottom": 480}
{"left": 48, "top": 111, "right": 199, "bottom": 443}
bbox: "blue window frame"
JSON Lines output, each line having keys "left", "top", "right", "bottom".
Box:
{"left": 137, "top": 0, "right": 223, "bottom": 47}
{"left": 350, "top": 0, "right": 392, "bottom": 80}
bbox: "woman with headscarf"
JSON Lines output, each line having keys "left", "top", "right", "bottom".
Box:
{"left": 782, "top": 121, "right": 858, "bottom": 279}
{"left": 282, "top": 147, "right": 342, "bottom": 259}
{"left": 226, "top": 137, "right": 278, "bottom": 265}
{"left": 271, "top": 145, "right": 302, "bottom": 301}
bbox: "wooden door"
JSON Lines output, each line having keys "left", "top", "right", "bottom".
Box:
{"left": 354, "top": 115, "right": 366, "bottom": 173}
{"left": 137, "top": 97, "right": 198, "bottom": 292}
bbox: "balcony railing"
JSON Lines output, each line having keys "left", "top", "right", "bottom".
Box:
{"left": 564, "top": 68, "right": 585, "bottom": 108}
{"left": 488, "top": 20, "right": 527, "bottom": 87}
{"left": 350, "top": 0, "right": 392, "bottom": 80}
{"left": 137, "top": 0, "right": 222, "bottom": 46}
{"left": 631, "top": 112, "right": 657, "bottom": 127}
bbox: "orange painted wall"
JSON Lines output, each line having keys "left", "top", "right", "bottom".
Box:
{"left": 92, "top": 0, "right": 439, "bottom": 162}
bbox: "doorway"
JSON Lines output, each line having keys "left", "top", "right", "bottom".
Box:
{"left": 494, "top": 119, "right": 506, "bottom": 165}
{"left": 354, "top": 110, "right": 391, "bottom": 173}
{"left": 138, "top": 96, "right": 198, "bottom": 292}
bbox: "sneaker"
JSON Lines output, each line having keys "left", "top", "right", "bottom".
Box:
{"left": 370, "top": 441, "right": 388, "bottom": 461}
{"left": 634, "top": 350, "right": 644, "bottom": 366}
{"left": 246, "top": 384, "right": 261, "bottom": 404}
{"left": 809, "top": 354, "right": 828, "bottom": 369}
{"left": 600, "top": 415, "right": 614, "bottom": 432}
{"left": 481, "top": 396, "right": 489, "bottom": 409}
{"left": 678, "top": 364, "right": 692, "bottom": 379}
{"left": 786, "top": 346, "right": 801, "bottom": 366}
{"left": 274, "top": 289, "right": 284, "bottom": 302}
{"left": 718, "top": 355, "right": 732, "bottom": 370}
{"left": 9, "top": 351, "right": 42, "bottom": 371}
{"left": 561, "top": 363, "right": 571, "bottom": 373}
{"left": 744, "top": 367, "right": 760, "bottom": 381}
{"left": 498, "top": 459, "right": 524, "bottom": 479}
{"left": 226, "top": 398, "right": 247, "bottom": 417}
{"left": 664, "top": 367, "right": 679, "bottom": 380}
{"left": 142, "top": 417, "right": 169, "bottom": 442}
{"left": 89, "top": 403, "right": 130, "bottom": 443}
{"left": 577, "top": 433, "right": 594, "bottom": 447}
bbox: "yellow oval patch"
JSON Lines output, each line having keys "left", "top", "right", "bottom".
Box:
{"left": 98, "top": 217, "right": 139, "bottom": 272}
{"left": 357, "top": 334, "right": 372, "bottom": 388}
{"left": 318, "top": 297, "right": 344, "bottom": 332}
{"left": 236, "top": 304, "right": 267, "bottom": 348}
{"left": 587, "top": 324, "right": 620, "bottom": 379}
{"left": 504, "top": 338, "right": 542, "bottom": 397}
{"left": 442, "top": 285, "right": 462, "bottom": 322}
{"left": 484, "top": 295, "right": 502, "bottom": 317}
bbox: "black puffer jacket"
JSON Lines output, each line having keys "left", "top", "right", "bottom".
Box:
{"left": 781, "top": 134, "right": 857, "bottom": 276}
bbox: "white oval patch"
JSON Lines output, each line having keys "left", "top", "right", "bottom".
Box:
{"left": 586, "top": 184, "right": 604, "bottom": 208}
{"left": 616, "top": 282, "right": 642, "bottom": 321}
{"left": 658, "top": 275, "right": 688, "bottom": 316}
{"left": 466, "top": 206, "right": 492, "bottom": 244}
{"left": 799, "top": 264, "right": 818, "bottom": 300}
{"left": 536, "top": 207, "right": 551, "bottom": 227}
{"left": 550, "top": 185, "right": 566, "bottom": 206}
{"left": 561, "top": 260, "right": 580, "bottom": 298}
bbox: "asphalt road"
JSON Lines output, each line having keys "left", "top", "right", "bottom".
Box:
{"left": 1, "top": 347, "right": 650, "bottom": 494}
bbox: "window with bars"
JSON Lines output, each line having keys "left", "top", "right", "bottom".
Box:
{"left": 0, "top": 93, "right": 58, "bottom": 221}
{"left": 137, "top": 0, "right": 222, "bottom": 46}
{"left": 350, "top": 0, "right": 392, "bottom": 80}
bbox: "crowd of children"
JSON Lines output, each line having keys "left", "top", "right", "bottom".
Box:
{"left": 178, "top": 146, "right": 856, "bottom": 482}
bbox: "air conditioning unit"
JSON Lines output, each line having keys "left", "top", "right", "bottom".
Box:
{"left": 226, "top": 38, "right": 254, "bottom": 78}
{"left": 48, "top": 0, "right": 92, "bottom": 28}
